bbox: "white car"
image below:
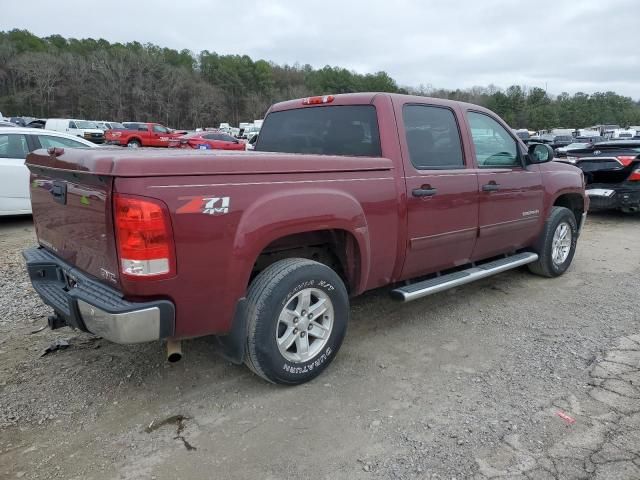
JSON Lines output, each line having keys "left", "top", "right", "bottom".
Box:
{"left": 0, "top": 127, "right": 97, "bottom": 216}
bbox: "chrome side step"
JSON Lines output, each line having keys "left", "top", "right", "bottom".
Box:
{"left": 391, "top": 252, "right": 539, "bottom": 302}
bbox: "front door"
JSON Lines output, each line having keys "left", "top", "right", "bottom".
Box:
{"left": 151, "top": 124, "right": 170, "bottom": 147}
{"left": 399, "top": 103, "right": 479, "bottom": 280}
{"left": 465, "top": 111, "right": 544, "bottom": 260}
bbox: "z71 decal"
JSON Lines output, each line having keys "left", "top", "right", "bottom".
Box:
{"left": 177, "top": 196, "right": 231, "bottom": 215}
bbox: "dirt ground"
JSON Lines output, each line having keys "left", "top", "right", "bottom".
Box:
{"left": 0, "top": 212, "right": 639, "bottom": 480}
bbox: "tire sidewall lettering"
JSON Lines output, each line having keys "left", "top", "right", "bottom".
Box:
{"left": 281, "top": 346, "right": 334, "bottom": 374}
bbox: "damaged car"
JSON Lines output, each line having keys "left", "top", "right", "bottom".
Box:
{"left": 560, "top": 140, "right": 640, "bottom": 213}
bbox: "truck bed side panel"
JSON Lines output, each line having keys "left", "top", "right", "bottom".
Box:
{"left": 115, "top": 168, "right": 399, "bottom": 338}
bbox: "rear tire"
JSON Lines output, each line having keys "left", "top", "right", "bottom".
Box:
{"left": 528, "top": 206, "right": 578, "bottom": 278}
{"left": 244, "top": 258, "right": 349, "bottom": 385}
{"left": 127, "top": 139, "right": 141, "bottom": 148}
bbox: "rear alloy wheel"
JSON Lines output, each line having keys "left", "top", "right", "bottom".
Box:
{"left": 127, "top": 139, "right": 141, "bottom": 148}
{"left": 244, "top": 258, "right": 349, "bottom": 385}
{"left": 275, "top": 287, "right": 334, "bottom": 364}
{"left": 528, "top": 206, "right": 578, "bottom": 277}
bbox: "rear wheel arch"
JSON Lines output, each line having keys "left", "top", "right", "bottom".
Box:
{"left": 248, "top": 228, "right": 365, "bottom": 295}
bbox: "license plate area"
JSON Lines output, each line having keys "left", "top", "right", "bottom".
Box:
{"left": 587, "top": 188, "right": 615, "bottom": 197}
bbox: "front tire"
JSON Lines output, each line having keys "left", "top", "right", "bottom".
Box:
{"left": 244, "top": 259, "right": 349, "bottom": 385}
{"left": 528, "top": 206, "right": 578, "bottom": 278}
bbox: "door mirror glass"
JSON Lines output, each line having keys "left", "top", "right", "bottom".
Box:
{"left": 528, "top": 143, "right": 554, "bottom": 163}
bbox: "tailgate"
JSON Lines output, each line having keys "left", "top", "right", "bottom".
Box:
{"left": 28, "top": 151, "right": 120, "bottom": 287}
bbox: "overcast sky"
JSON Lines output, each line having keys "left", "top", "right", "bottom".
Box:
{"left": 2, "top": 0, "right": 640, "bottom": 98}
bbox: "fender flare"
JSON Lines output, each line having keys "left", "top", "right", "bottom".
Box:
{"left": 232, "top": 188, "right": 371, "bottom": 295}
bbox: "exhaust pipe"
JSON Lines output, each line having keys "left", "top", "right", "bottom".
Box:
{"left": 166, "top": 338, "right": 183, "bottom": 363}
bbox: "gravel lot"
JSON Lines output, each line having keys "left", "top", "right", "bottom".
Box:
{"left": 1, "top": 212, "right": 639, "bottom": 480}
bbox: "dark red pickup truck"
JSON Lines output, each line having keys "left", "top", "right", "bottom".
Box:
{"left": 24, "top": 93, "right": 587, "bottom": 384}
{"left": 105, "top": 122, "right": 182, "bottom": 148}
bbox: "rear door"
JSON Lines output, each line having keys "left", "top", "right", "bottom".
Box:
{"left": 0, "top": 132, "right": 31, "bottom": 214}
{"left": 465, "top": 110, "right": 544, "bottom": 260}
{"left": 398, "top": 102, "right": 479, "bottom": 279}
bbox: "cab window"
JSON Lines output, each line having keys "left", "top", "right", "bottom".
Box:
{"left": 403, "top": 105, "right": 464, "bottom": 169}
{"left": 468, "top": 112, "right": 520, "bottom": 167}
{"left": 152, "top": 125, "right": 168, "bottom": 133}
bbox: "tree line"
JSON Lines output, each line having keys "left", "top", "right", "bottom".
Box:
{"left": 1, "top": 29, "right": 639, "bottom": 130}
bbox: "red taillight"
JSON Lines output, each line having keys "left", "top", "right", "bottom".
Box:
{"left": 114, "top": 194, "right": 175, "bottom": 278}
{"left": 302, "top": 95, "right": 335, "bottom": 105}
{"left": 630, "top": 169, "right": 640, "bottom": 181}
{"left": 616, "top": 155, "right": 637, "bottom": 166}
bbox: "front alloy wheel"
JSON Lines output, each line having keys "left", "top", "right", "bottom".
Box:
{"left": 551, "top": 221, "right": 572, "bottom": 266}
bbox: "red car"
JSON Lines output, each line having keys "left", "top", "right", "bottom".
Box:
{"left": 169, "top": 131, "right": 246, "bottom": 150}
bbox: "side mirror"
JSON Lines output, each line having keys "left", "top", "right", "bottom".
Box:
{"left": 528, "top": 143, "right": 554, "bottom": 164}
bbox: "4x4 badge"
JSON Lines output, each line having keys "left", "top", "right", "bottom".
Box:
{"left": 177, "top": 196, "right": 231, "bottom": 215}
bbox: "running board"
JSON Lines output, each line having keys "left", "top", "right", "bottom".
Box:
{"left": 391, "top": 252, "right": 539, "bottom": 302}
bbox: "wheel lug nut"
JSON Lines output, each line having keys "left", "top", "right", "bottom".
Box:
{"left": 308, "top": 314, "right": 313, "bottom": 319}
{"left": 293, "top": 328, "right": 298, "bottom": 334}
{"left": 308, "top": 324, "right": 313, "bottom": 330}
{"left": 301, "top": 310, "right": 306, "bottom": 316}
{"left": 293, "top": 317, "right": 299, "bottom": 324}
{"left": 300, "top": 332, "right": 306, "bottom": 337}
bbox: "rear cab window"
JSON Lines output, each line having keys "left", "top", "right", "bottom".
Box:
{"left": 256, "top": 105, "right": 381, "bottom": 157}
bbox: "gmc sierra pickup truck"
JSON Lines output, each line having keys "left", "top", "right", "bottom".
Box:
{"left": 24, "top": 93, "right": 587, "bottom": 385}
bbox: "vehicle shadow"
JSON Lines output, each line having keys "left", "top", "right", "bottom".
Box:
{"left": 588, "top": 209, "right": 640, "bottom": 223}
{"left": 0, "top": 215, "right": 33, "bottom": 230}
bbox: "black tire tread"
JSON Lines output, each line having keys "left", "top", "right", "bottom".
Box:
{"left": 528, "top": 206, "right": 577, "bottom": 278}
{"left": 244, "top": 258, "right": 321, "bottom": 383}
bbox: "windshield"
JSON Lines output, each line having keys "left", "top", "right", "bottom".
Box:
{"left": 257, "top": 105, "right": 381, "bottom": 156}
{"left": 74, "top": 120, "right": 98, "bottom": 129}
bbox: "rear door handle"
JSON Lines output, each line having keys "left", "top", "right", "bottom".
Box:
{"left": 412, "top": 187, "right": 437, "bottom": 197}
{"left": 482, "top": 182, "right": 500, "bottom": 192}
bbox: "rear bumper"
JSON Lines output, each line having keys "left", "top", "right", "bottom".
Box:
{"left": 587, "top": 184, "right": 640, "bottom": 212}
{"left": 23, "top": 247, "right": 175, "bottom": 344}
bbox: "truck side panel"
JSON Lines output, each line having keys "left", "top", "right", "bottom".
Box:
{"left": 114, "top": 168, "right": 400, "bottom": 338}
